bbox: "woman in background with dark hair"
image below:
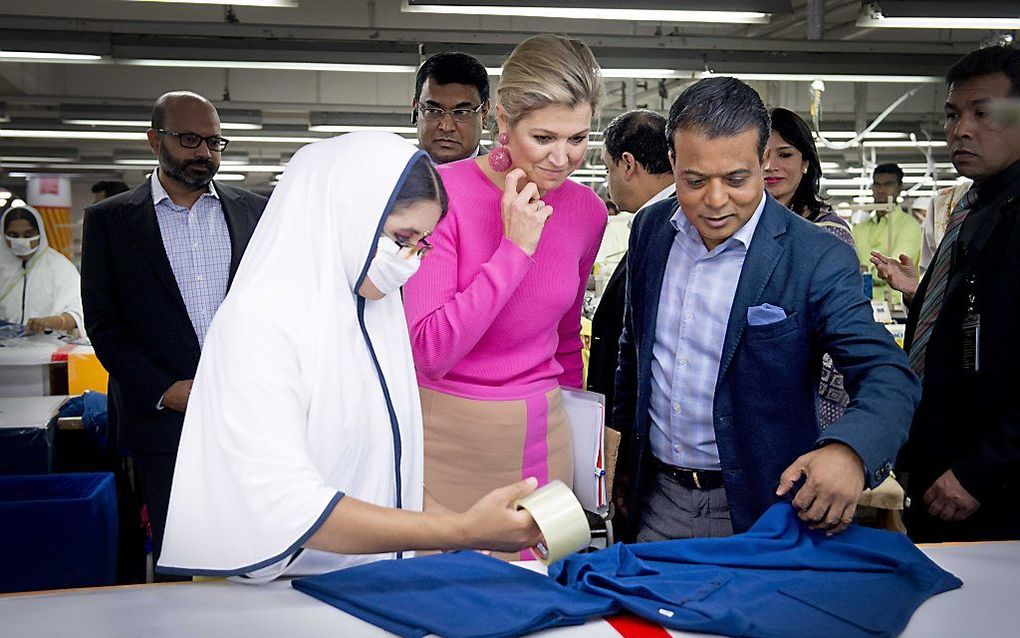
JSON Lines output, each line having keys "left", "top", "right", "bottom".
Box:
{"left": 764, "top": 107, "right": 855, "bottom": 429}
{"left": 765, "top": 107, "right": 854, "bottom": 246}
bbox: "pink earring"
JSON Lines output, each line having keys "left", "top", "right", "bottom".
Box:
{"left": 488, "top": 132, "right": 512, "bottom": 172}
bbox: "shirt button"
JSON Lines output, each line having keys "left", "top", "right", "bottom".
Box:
{"left": 672, "top": 403, "right": 681, "bottom": 413}
{"left": 686, "top": 312, "right": 694, "bottom": 321}
{"left": 679, "top": 358, "right": 687, "bottom": 366}
{"left": 695, "top": 265, "right": 703, "bottom": 272}
{"left": 193, "top": 242, "right": 199, "bottom": 249}
{"left": 197, "top": 274, "right": 203, "bottom": 281}
{"left": 201, "top": 310, "right": 208, "bottom": 316}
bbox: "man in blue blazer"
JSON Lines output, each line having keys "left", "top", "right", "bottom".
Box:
{"left": 612, "top": 77, "right": 920, "bottom": 541}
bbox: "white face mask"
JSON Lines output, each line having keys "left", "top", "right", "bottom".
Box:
{"left": 365, "top": 236, "right": 422, "bottom": 296}
{"left": 7, "top": 235, "right": 40, "bottom": 257}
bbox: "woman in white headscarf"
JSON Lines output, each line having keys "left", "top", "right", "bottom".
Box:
{"left": 158, "top": 132, "right": 541, "bottom": 582}
{"left": 1, "top": 205, "right": 84, "bottom": 334}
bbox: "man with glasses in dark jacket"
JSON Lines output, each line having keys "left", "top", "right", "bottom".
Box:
{"left": 81, "top": 91, "right": 266, "bottom": 568}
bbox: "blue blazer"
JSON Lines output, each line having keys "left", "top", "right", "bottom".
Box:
{"left": 612, "top": 194, "right": 920, "bottom": 535}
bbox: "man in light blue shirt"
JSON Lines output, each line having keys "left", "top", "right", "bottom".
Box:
{"left": 613, "top": 78, "right": 919, "bottom": 542}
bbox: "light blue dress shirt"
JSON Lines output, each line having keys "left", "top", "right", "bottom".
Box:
{"left": 649, "top": 193, "right": 766, "bottom": 469}
{"left": 151, "top": 170, "right": 231, "bottom": 348}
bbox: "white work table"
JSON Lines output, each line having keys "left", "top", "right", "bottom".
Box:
{"left": 0, "top": 542, "right": 1016, "bottom": 638}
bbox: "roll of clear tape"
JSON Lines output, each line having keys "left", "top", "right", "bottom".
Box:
{"left": 513, "top": 479, "right": 591, "bottom": 565}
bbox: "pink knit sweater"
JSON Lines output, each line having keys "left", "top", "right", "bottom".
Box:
{"left": 403, "top": 159, "right": 607, "bottom": 400}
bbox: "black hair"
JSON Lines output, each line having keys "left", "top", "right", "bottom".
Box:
{"left": 874, "top": 163, "right": 904, "bottom": 184}
{"left": 394, "top": 155, "right": 449, "bottom": 218}
{"left": 3, "top": 207, "right": 40, "bottom": 234}
{"left": 769, "top": 107, "right": 828, "bottom": 222}
{"left": 665, "top": 77, "right": 770, "bottom": 159}
{"left": 603, "top": 109, "right": 671, "bottom": 175}
{"left": 414, "top": 52, "right": 490, "bottom": 104}
{"left": 91, "top": 180, "right": 130, "bottom": 196}
{"left": 945, "top": 45, "right": 1020, "bottom": 95}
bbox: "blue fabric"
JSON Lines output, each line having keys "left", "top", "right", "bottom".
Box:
{"left": 58, "top": 391, "right": 110, "bottom": 449}
{"left": 648, "top": 195, "right": 764, "bottom": 470}
{"left": 0, "top": 472, "right": 118, "bottom": 592}
{"left": 292, "top": 551, "right": 616, "bottom": 638}
{"left": 550, "top": 504, "right": 961, "bottom": 638}
{"left": 746, "top": 303, "right": 787, "bottom": 326}
{"left": 614, "top": 194, "right": 921, "bottom": 534}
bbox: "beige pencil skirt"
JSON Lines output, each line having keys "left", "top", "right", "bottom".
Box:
{"left": 420, "top": 385, "right": 573, "bottom": 560}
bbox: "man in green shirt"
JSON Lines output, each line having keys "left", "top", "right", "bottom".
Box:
{"left": 852, "top": 163, "right": 922, "bottom": 303}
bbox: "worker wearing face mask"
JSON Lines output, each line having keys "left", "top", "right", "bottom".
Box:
{"left": 0, "top": 205, "right": 84, "bottom": 335}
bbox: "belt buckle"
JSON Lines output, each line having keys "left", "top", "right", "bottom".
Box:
{"left": 691, "top": 470, "right": 702, "bottom": 489}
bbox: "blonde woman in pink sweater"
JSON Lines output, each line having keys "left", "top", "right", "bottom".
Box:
{"left": 403, "top": 35, "right": 607, "bottom": 558}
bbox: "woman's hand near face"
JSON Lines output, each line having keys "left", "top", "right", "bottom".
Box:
{"left": 501, "top": 168, "right": 553, "bottom": 257}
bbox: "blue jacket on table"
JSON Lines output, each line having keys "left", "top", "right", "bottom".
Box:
{"left": 612, "top": 193, "right": 920, "bottom": 536}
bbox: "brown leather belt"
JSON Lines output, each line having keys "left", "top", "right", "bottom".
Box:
{"left": 654, "top": 458, "right": 724, "bottom": 490}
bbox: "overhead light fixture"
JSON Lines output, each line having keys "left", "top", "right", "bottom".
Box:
{"left": 0, "top": 129, "right": 148, "bottom": 141}
{"left": 0, "top": 147, "right": 79, "bottom": 163}
{"left": 861, "top": 140, "right": 947, "bottom": 148}
{"left": 814, "top": 131, "right": 909, "bottom": 140}
{"left": 117, "top": 59, "right": 416, "bottom": 73}
{"left": 309, "top": 111, "right": 418, "bottom": 134}
{"left": 401, "top": 1, "right": 788, "bottom": 24}
{"left": 858, "top": 1, "right": 1020, "bottom": 30}
{"left": 702, "top": 72, "right": 942, "bottom": 83}
{"left": 125, "top": 0, "right": 297, "bottom": 6}
{"left": 214, "top": 173, "right": 247, "bottom": 181}
{"left": 62, "top": 105, "right": 263, "bottom": 130}
{"left": 0, "top": 51, "right": 103, "bottom": 63}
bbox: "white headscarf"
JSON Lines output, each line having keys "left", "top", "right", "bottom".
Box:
{"left": 159, "top": 132, "right": 427, "bottom": 581}
{"left": 0, "top": 205, "right": 83, "bottom": 331}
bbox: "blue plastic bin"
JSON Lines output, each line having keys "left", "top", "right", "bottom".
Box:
{"left": 0, "top": 472, "right": 118, "bottom": 592}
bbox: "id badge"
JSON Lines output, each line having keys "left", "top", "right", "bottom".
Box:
{"left": 961, "top": 313, "right": 980, "bottom": 374}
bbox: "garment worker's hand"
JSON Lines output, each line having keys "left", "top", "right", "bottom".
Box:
{"left": 869, "top": 251, "right": 919, "bottom": 300}
{"left": 25, "top": 315, "right": 69, "bottom": 334}
{"left": 777, "top": 442, "right": 865, "bottom": 536}
{"left": 161, "top": 380, "right": 194, "bottom": 413}
{"left": 924, "top": 470, "right": 980, "bottom": 522}
{"left": 457, "top": 477, "right": 543, "bottom": 552}
{"left": 501, "top": 168, "right": 552, "bottom": 257}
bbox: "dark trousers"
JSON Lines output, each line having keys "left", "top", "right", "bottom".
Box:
{"left": 134, "top": 452, "right": 189, "bottom": 582}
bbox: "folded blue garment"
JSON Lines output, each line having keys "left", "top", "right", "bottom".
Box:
{"left": 58, "top": 392, "right": 109, "bottom": 449}
{"left": 292, "top": 551, "right": 616, "bottom": 638}
{"left": 550, "top": 503, "right": 962, "bottom": 638}
{"left": 293, "top": 505, "right": 961, "bottom": 638}
{"left": 746, "top": 302, "right": 788, "bottom": 326}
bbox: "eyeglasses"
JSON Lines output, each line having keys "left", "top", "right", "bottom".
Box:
{"left": 391, "top": 233, "right": 433, "bottom": 258}
{"left": 157, "top": 129, "right": 231, "bottom": 152}
{"left": 412, "top": 102, "right": 486, "bottom": 124}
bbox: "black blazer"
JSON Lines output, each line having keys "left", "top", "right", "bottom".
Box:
{"left": 81, "top": 179, "right": 267, "bottom": 454}
{"left": 900, "top": 168, "right": 1020, "bottom": 539}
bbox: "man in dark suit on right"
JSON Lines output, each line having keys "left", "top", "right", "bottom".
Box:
{"left": 82, "top": 91, "right": 267, "bottom": 563}
{"left": 874, "top": 45, "right": 1020, "bottom": 541}
{"left": 613, "top": 77, "right": 919, "bottom": 542}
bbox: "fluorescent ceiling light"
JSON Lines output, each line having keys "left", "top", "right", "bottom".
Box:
{"left": 214, "top": 173, "right": 246, "bottom": 181}
{"left": 308, "top": 125, "right": 418, "bottom": 134}
{"left": 402, "top": 2, "right": 771, "bottom": 24}
{"left": 858, "top": 3, "right": 1020, "bottom": 30}
{"left": 0, "top": 189, "right": 11, "bottom": 199}
{"left": 861, "top": 140, "right": 947, "bottom": 148}
{"left": 117, "top": 59, "right": 416, "bottom": 73}
{"left": 230, "top": 135, "right": 325, "bottom": 144}
{"left": 0, "top": 129, "right": 148, "bottom": 141}
{"left": 866, "top": 16, "right": 1020, "bottom": 29}
{"left": 10, "top": 198, "right": 27, "bottom": 207}
{"left": 64, "top": 119, "right": 262, "bottom": 130}
{"left": 0, "top": 51, "right": 102, "bottom": 63}
{"left": 814, "top": 131, "right": 909, "bottom": 140}
{"left": 126, "top": 0, "right": 297, "bottom": 6}
{"left": 703, "top": 72, "right": 942, "bottom": 83}
{"left": 0, "top": 155, "right": 76, "bottom": 163}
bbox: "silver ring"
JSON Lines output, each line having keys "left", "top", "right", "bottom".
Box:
{"left": 534, "top": 200, "right": 545, "bottom": 211}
